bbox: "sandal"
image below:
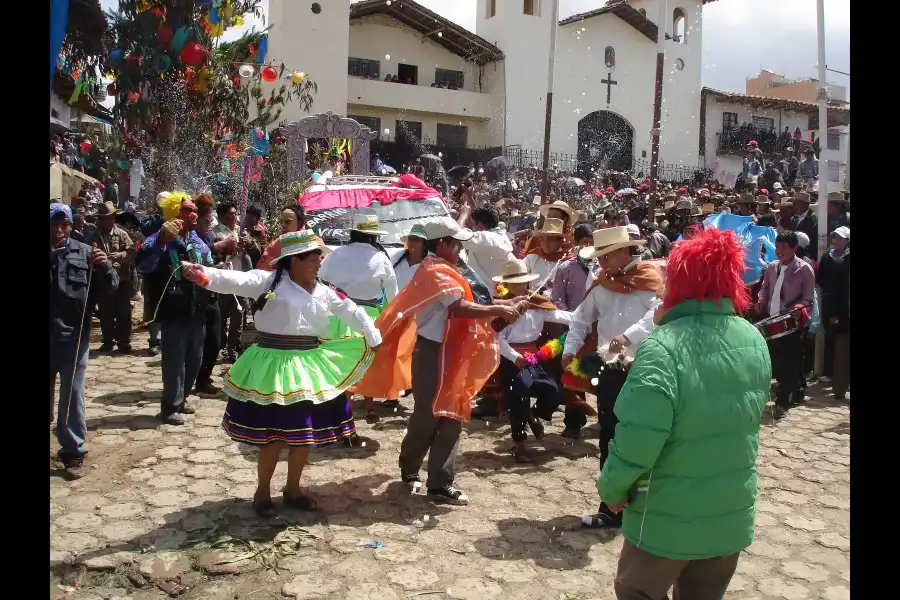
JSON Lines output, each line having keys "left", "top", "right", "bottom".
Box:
{"left": 282, "top": 491, "right": 319, "bottom": 511}
{"left": 365, "top": 409, "right": 380, "bottom": 424}
{"left": 253, "top": 499, "right": 278, "bottom": 518}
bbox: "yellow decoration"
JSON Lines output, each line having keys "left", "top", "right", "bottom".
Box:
{"left": 291, "top": 71, "right": 305, "bottom": 84}
{"left": 159, "top": 191, "right": 192, "bottom": 221}
{"left": 136, "top": 0, "right": 152, "bottom": 14}
{"left": 196, "top": 67, "right": 214, "bottom": 93}
{"left": 210, "top": 21, "right": 225, "bottom": 38}
{"left": 223, "top": 2, "right": 234, "bottom": 19}
{"left": 234, "top": 15, "right": 244, "bottom": 26}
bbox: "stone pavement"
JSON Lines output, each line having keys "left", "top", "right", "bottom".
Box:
{"left": 50, "top": 324, "right": 850, "bottom": 600}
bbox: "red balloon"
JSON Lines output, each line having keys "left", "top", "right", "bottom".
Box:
{"left": 79, "top": 141, "right": 93, "bottom": 154}
{"left": 157, "top": 24, "right": 173, "bottom": 45}
{"left": 180, "top": 41, "right": 206, "bottom": 67}
{"left": 107, "top": 82, "right": 116, "bottom": 96}
{"left": 261, "top": 66, "right": 278, "bottom": 82}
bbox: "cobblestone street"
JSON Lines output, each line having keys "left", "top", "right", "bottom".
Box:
{"left": 50, "top": 324, "right": 850, "bottom": 600}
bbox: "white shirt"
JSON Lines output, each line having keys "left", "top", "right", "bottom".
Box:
{"left": 461, "top": 228, "right": 515, "bottom": 289}
{"left": 415, "top": 294, "right": 462, "bottom": 343}
{"left": 319, "top": 242, "right": 399, "bottom": 302}
{"left": 768, "top": 257, "right": 794, "bottom": 317}
{"left": 563, "top": 271, "right": 661, "bottom": 358}
{"left": 524, "top": 253, "right": 561, "bottom": 292}
{"left": 394, "top": 257, "right": 421, "bottom": 290}
{"left": 204, "top": 269, "right": 382, "bottom": 347}
{"left": 500, "top": 308, "right": 573, "bottom": 362}
{"left": 213, "top": 223, "right": 250, "bottom": 272}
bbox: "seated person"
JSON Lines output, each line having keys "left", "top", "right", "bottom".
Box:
{"left": 493, "top": 259, "right": 572, "bottom": 461}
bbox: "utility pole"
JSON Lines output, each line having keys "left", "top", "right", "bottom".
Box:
{"left": 539, "top": 0, "right": 560, "bottom": 205}
{"left": 648, "top": 0, "right": 667, "bottom": 216}
{"left": 814, "top": 0, "right": 829, "bottom": 376}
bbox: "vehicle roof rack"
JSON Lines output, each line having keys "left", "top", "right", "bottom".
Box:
{"left": 324, "top": 175, "right": 400, "bottom": 187}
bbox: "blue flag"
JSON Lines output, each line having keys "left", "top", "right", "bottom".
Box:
{"left": 702, "top": 213, "right": 776, "bottom": 284}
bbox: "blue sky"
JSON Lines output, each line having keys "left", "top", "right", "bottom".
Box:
{"left": 99, "top": 0, "right": 850, "bottom": 101}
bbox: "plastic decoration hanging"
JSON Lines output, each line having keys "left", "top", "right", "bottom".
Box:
{"left": 238, "top": 64, "right": 254, "bottom": 78}
{"left": 171, "top": 26, "right": 191, "bottom": 55}
{"left": 79, "top": 141, "right": 93, "bottom": 154}
{"left": 261, "top": 65, "right": 278, "bottom": 82}
{"left": 196, "top": 67, "right": 214, "bottom": 93}
{"left": 250, "top": 128, "right": 270, "bottom": 157}
{"left": 153, "top": 53, "right": 172, "bottom": 72}
{"left": 291, "top": 71, "right": 305, "bottom": 84}
{"left": 252, "top": 34, "right": 268, "bottom": 64}
{"left": 180, "top": 41, "right": 206, "bottom": 67}
{"left": 157, "top": 24, "right": 173, "bottom": 45}
{"left": 109, "top": 49, "right": 123, "bottom": 65}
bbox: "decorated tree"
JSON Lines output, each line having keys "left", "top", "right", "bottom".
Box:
{"left": 102, "top": 0, "right": 317, "bottom": 199}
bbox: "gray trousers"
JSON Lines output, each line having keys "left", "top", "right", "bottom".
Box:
{"left": 50, "top": 337, "right": 90, "bottom": 457}
{"left": 218, "top": 294, "right": 245, "bottom": 353}
{"left": 160, "top": 315, "right": 206, "bottom": 415}
{"left": 398, "top": 337, "right": 462, "bottom": 490}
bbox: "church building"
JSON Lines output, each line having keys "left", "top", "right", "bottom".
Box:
{"left": 266, "top": 0, "right": 848, "bottom": 185}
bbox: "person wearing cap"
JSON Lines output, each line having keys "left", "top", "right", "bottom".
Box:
{"left": 136, "top": 199, "right": 214, "bottom": 425}
{"left": 50, "top": 202, "right": 119, "bottom": 479}
{"left": 492, "top": 259, "right": 573, "bottom": 460}
{"left": 798, "top": 146, "right": 819, "bottom": 184}
{"left": 455, "top": 193, "right": 515, "bottom": 287}
{"left": 319, "top": 214, "right": 399, "bottom": 423}
{"left": 181, "top": 230, "right": 382, "bottom": 517}
{"left": 524, "top": 218, "right": 569, "bottom": 294}
{"left": 816, "top": 226, "right": 850, "bottom": 400}
{"left": 351, "top": 217, "right": 522, "bottom": 505}
{"left": 604, "top": 227, "right": 769, "bottom": 600}
{"left": 88, "top": 201, "right": 136, "bottom": 353}
{"left": 394, "top": 224, "right": 429, "bottom": 289}
{"left": 561, "top": 227, "right": 664, "bottom": 527}
{"left": 742, "top": 145, "right": 763, "bottom": 178}
{"left": 789, "top": 191, "right": 819, "bottom": 261}
{"left": 756, "top": 231, "right": 816, "bottom": 419}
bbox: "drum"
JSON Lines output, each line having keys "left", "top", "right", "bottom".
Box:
{"left": 756, "top": 312, "right": 800, "bottom": 340}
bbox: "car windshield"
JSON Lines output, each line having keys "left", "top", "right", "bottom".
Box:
{"left": 304, "top": 196, "right": 449, "bottom": 246}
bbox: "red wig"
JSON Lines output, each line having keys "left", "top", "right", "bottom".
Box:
{"left": 664, "top": 227, "right": 750, "bottom": 314}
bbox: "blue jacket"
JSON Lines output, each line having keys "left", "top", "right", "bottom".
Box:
{"left": 50, "top": 237, "right": 119, "bottom": 342}
{"left": 136, "top": 230, "right": 213, "bottom": 322}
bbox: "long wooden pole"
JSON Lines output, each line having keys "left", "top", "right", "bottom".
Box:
{"left": 539, "top": 0, "right": 560, "bottom": 204}
{"left": 649, "top": 0, "right": 668, "bottom": 216}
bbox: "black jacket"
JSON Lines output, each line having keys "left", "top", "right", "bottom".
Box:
{"left": 50, "top": 238, "right": 119, "bottom": 342}
{"left": 816, "top": 250, "right": 850, "bottom": 333}
{"left": 791, "top": 210, "right": 819, "bottom": 261}
{"left": 136, "top": 231, "right": 212, "bottom": 323}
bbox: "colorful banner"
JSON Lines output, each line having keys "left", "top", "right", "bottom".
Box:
{"left": 702, "top": 213, "right": 777, "bottom": 285}
{"left": 50, "top": 0, "right": 70, "bottom": 93}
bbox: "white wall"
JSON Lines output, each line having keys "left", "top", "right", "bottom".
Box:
{"left": 267, "top": 0, "right": 350, "bottom": 121}
{"left": 346, "top": 104, "right": 497, "bottom": 148}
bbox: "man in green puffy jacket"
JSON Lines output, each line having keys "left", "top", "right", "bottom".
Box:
{"left": 599, "top": 228, "right": 771, "bottom": 600}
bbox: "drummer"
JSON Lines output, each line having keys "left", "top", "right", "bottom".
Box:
{"left": 756, "top": 231, "right": 816, "bottom": 420}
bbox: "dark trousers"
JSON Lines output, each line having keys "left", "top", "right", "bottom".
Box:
{"left": 219, "top": 294, "right": 245, "bottom": 353}
{"left": 399, "top": 337, "right": 461, "bottom": 490}
{"left": 50, "top": 338, "right": 91, "bottom": 457}
{"left": 160, "top": 315, "right": 206, "bottom": 415}
{"left": 615, "top": 539, "right": 739, "bottom": 600}
{"left": 768, "top": 330, "right": 806, "bottom": 408}
{"left": 499, "top": 358, "right": 563, "bottom": 442}
{"left": 828, "top": 330, "right": 851, "bottom": 396}
{"left": 595, "top": 365, "right": 630, "bottom": 523}
{"left": 98, "top": 281, "right": 133, "bottom": 347}
{"left": 197, "top": 300, "right": 222, "bottom": 384}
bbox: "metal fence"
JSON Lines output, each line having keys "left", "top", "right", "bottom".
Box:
{"left": 370, "top": 139, "right": 502, "bottom": 171}
{"left": 716, "top": 124, "right": 815, "bottom": 157}
{"left": 503, "top": 145, "right": 579, "bottom": 173}
{"left": 631, "top": 157, "right": 711, "bottom": 184}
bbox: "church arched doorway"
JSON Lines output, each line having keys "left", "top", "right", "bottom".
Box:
{"left": 577, "top": 111, "right": 634, "bottom": 177}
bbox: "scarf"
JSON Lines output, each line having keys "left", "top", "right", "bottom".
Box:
{"left": 584, "top": 261, "right": 664, "bottom": 298}
{"left": 350, "top": 257, "right": 499, "bottom": 421}
{"left": 497, "top": 290, "right": 557, "bottom": 311}
{"left": 523, "top": 232, "right": 574, "bottom": 261}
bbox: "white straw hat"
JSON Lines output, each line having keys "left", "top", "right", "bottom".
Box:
{"left": 400, "top": 223, "right": 428, "bottom": 243}
{"left": 492, "top": 258, "right": 540, "bottom": 284}
{"left": 269, "top": 230, "right": 331, "bottom": 267}
{"left": 351, "top": 214, "right": 388, "bottom": 236}
{"left": 539, "top": 200, "right": 580, "bottom": 224}
{"left": 578, "top": 226, "right": 646, "bottom": 260}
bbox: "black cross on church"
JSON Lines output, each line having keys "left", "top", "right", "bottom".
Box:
{"left": 601, "top": 72, "right": 618, "bottom": 105}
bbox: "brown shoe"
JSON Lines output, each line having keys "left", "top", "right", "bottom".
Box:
{"left": 194, "top": 381, "right": 220, "bottom": 395}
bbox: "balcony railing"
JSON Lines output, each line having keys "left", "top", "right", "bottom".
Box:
{"left": 716, "top": 124, "right": 817, "bottom": 157}
{"left": 347, "top": 77, "right": 495, "bottom": 119}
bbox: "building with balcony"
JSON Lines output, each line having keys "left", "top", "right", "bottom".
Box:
{"left": 700, "top": 87, "right": 850, "bottom": 192}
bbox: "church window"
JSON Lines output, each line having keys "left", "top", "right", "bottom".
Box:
{"left": 604, "top": 47, "right": 615, "bottom": 69}
{"left": 487, "top": 0, "right": 496, "bottom": 19}
{"left": 349, "top": 115, "right": 382, "bottom": 138}
{"left": 438, "top": 123, "right": 469, "bottom": 148}
{"left": 722, "top": 112, "right": 738, "bottom": 130}
{"left": 397, "top": 120, "right": 423, "bottom": 145}
{"left": 673, "top": 8, "right": 686, "bottom": 44}
{"left": 524, "top": 0, "right": 540, "bottom": 16}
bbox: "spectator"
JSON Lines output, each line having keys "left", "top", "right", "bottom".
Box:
{"left": 193, "top": 194, "right": 222, "bottom": 395}
{"left": 89, "top": 202, "right": 136, "bottom": 353}
{"left": 816, "top": 226, "right": 851, "bottom": 401}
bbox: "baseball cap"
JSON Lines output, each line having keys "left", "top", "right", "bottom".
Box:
{"left": 423, "top": 217, "right": 475, "bottom": 242}
{"left": 50, "top": 202, "right": 72, "bottom": 222}
{"left": 625, "top": 224, "right": 641, "bottom": 238}
{"left": 831, "top": 226, "right": 850, "bottom": 240}
{"left": 795, "top": 232, "right": 810, "bottom": 248}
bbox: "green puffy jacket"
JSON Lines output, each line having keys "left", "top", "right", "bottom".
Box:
{"left": 597, "top": 298, "right": 771, "bottom": 560}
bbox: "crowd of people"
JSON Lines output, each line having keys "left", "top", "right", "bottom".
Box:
{"left": 50, "top": 138, "right": 849, "bottom": 598}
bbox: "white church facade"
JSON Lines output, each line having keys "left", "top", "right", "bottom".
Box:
{"left": 266, "top": 0, "right": 848, "bottom": 182}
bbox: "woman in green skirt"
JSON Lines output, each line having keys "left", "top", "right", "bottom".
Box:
{"left": 182, "top": 230, "right": 382, "bottom": 517}
{"left": 318, "top": 214, "right": 399, "bottom": 423}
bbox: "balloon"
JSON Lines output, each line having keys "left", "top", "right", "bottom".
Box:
{"left": 117, "top": 159, "right": 130, "bottom": 170}
{"left": 79, "top": 141, "right": 93, "bottom": 154}
{"left": 109, "top": 49, "right": 123, "bottom": 65}
{"left": 196, "top": 67, "right": 214, "bottom": 92}
{"left": 157, "top": 24, "right": 173, "bottom": 45}
{"left": 261, "top": 66, "right": 278, "bottom": 82}
{"left": 171, "top": 26, "right": 191, "bottom": 55}
{"left": 153, "top": 53, "right": 172, "bottom": 71}
{"left": 180, "top": 41, "right": 206, "bottom": 67}
{"left": 311, "top": 173, "right": 321, "bottom": 182}
{"left": 238, "top": 64, "right": 255, "bottom": 78}
{"left": 291, "top": 71, "right": 305, "bottom": 84}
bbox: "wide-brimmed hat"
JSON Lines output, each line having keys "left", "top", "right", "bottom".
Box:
{"left": 534, "top": 218, "right": 566, "bottom": 237}
{"left": 491, "top": 258, "right": 540, "bottom": 284}
{"left": 701, "top": 203, "right": 715, "bottom": 215}
{"left": 675, "top": 198, "right": 693, "bottom": 211}
{"left": 793, "top": 191, "right": 811, "bottom": 205}
{"left": 422, "top": 217, "right": 474, "bottom": 241}
{"left": 663, "top": 200, "right": 675, "bottom": 211}
{"left": 777, "top": 200, "right": 794, "bottom": 210}
{"left": 755, "top": 195, "right": 771, "bottom": 206}
{"left": 654, "top": 207, "right": 666, "bottom": 218}
{"left": 351, "top": 214, "right": 388, "bottom": 236}
{"left": 95, "top": 201, "right": 122, "bottom": 217}
{"left": 269, "top": 230, "right": 331, "bottom": 267}
{"left": 400, "top": 223, "right": 428, "bottom": 243}
{"left": 539, "top": 200, "right": 580, "bottom": 224}
{"left": 689, "top": 205, "right": 703, "bottom": 217}
{"left": 738, "top": 193, "right": 756, "bottom": 205}
{"left": 828, "top": 191, "right": 849, "bottom": 204}
{"left": 579, "top": 226, "right": 646, "bottom": 260}
{"left": 595, "top": 197, "right": 611, "bottom": 211}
